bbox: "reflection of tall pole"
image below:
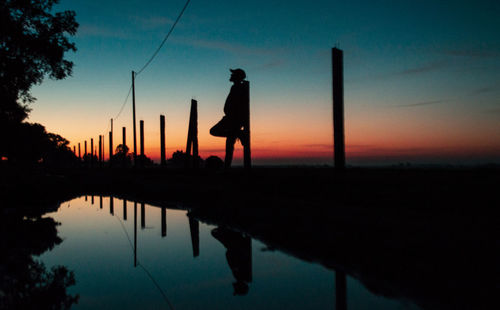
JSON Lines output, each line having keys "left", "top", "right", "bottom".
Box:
{"left": 189, "top": 217, "right": 199, "bottom": 257}
{"left": 132, "top": 71, "right": 137, "bottom": 166}
{"left": 123, "top": 199, "right": 127, "bottom": 221}
{"left": 91, "top": 195, "right": 94, "bottom": 205}
{"left": 161, "top": 207, "right": 166, "bottom": 237}
{"left": 140, "top": 203, "right": 145, "bottom": 229}
{"left": 99, "top": 195, "right": 103, "bottom": 209}
{"left": 134, "top": 202, "right": 137, "bottom": 267}
{"left": 335, "top": 271, "right": 347, "bottom": 310}
{"left": 110, "top": 197, "right": 114, "bottom": 215}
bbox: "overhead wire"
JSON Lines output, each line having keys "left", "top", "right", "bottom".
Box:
{"left": 82, "top": 0, "right": 191, "bottom": 158}
{"left": 135, "top": 0, "right": 191, "bottom": 76}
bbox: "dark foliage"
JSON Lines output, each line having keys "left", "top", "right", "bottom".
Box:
{"left": 0, "top": 0, "right": 78, "bottom": 163}
{"left": 0, "top": 0, "right": 78, "bottom": 119}
{"left": 0, "top": 213, "right": 79, "bottom": 310}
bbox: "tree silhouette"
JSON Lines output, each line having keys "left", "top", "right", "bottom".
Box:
{"left": 0, "top": 0, "right": 78, "bottom": 121}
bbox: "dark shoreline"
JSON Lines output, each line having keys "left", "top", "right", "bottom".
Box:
{"left": 1, "top": 166, "right": 498, "bottom": 309}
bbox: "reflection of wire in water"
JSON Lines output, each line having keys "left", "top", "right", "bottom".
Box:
{"left": 113, "top": 213, "right": 175, "bottom": 310}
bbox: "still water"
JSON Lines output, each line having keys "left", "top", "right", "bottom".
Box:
{"left": 38, "top": 196, "right": 419, "bottom": 310}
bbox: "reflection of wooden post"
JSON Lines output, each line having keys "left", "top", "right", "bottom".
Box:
{"left": 110, "top": 197, "right": 114, "bottom": 215}
{"left": 185, "top": 99, "right": 199, "bottom": 168}
{"left": 91, "top": 195, "right": 94, "bottom": 205}
{"left": 160, "top": 115, "right": 166, "bottom": 166}
{"left": 134, "top": 202, "right": 137, "bottom": 267}
{"left": 189, "top": 217, "right": 199, "bottom": 257}
{"left": 140, "top": 203, "right": 145, "bottom": 229}
{"left": 99, "top": 195, "right": 103, "bottom": 209}
{"left": 85, "top": 195, "right": 87, "bottom": 201}
{"left": 335, "top": 271, "right": 347, "bottom": 310}
{"left": 123, "top": 199, "right": 127, "bottom": 221}
{"left": 332, "top": 48, "right": 345, "bottom": 170}
{"left": 161, "top": 207, "right": 166, "bottom": 237}
{"left": 243, "top": 81, "right": 251, "bottom": 170}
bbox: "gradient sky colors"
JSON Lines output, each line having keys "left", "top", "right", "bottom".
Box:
{"left": 28, "top": 0, "right": 500, "bottom": 165}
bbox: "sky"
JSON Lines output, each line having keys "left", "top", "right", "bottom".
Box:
{"left": 29, "top": 0, "right": 500, "bottom": 165}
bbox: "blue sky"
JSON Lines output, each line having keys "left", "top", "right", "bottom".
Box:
{"left": 30, "top": 0, "right": 500, "bottom": 164}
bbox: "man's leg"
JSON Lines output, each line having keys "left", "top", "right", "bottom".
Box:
{"left": 225, "top": 136, "right": 237, "bottom": 169}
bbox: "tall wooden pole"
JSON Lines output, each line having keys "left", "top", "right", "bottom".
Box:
{"left": 160, "top": 115, "right": 166, "bottom": 166}
{"left": 243, "top": 81, "right": 251, "bottom": 170}
{"left": 122, "top": 127, "right": 126, "bottom": 147}
{"left": 332, "top": 48, "right": 346, "bottom": 170}
{"left": 90, "top": 138, "right": 94, "bottom": 167}
{"left": 73, "top": 146, "right": 76, "bottom": 155}
{"left": 109, "top": 119, "right": 113, "bottom": 162}
{"left": 185, "top": 99, "right": 199, "bottom": 168}
{"left": 78, "top": 143, "right": 81, "bottom": 160}
{"left": 132, "top": 71, "right": 137, "bottom": 166}
{"left": 98, "top": 135, "right": 102, "bottom": 164}
{"left": 140, "top": 120, "right": 144, "bottom": 157}
{"left": 84, "top": 140, "right": 87, "bottom": 157}
{"left": 109, "top": 131, "right": 113, "bottom": 164}
{"left": 134, "top": 202, "right": 137, "bottom": 267}
{"left": 102, "top": 134, "right": 105, "bottom": 162}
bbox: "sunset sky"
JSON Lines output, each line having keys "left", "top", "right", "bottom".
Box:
{"left": 29, "top": 0, "right": 500, "bottom": 165}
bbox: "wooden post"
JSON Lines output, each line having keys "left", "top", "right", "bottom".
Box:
{"left": 132, "top": 71, "right": 137, "bottom": 166}
{"left": 161, "top": 207, "right": 166, "bottom": 237}
{"left": 90, "top": 138, "right": 94, "bottom": 167}
{"left": 122, "top": 127, "right": 126, "bottom": 147}
{"left": 102, "top": 135, "right": 105, "bottom": 162}
{"left": 110, "top": 197, "right": 114, "bottom": 215}
{"left": 73, "top": 146, "right": 76, "bottom": 155}
{"left": 99, "top": 195, "right": 103, "bottom": 209}
{"left": 84, "top": 141, "right": 87, "bottom": 157}
{"left": 160, "top": 115, "right": 166, "bottom": 166}
{"left": 185, "top": 99, "right": 199, "bottom": 168}
{"left": 243, "top": 81, "right": 251, "bottom": 170}
{"left": 109, "top": 131, "right": 113, "bottom": 165}
{"left": 332, "top": 48, "right": 345, "bottom": 170}
{"left": 91, "top": 195, "right": 94, "bottom": 205}
{"left": 140, "top": 202, "right": 145, "bottom": 229}
{"left": 123, "top": 199, "right": 127, "bottom": 221}
{"left": 98, "top": 135, "right": 102, "bottom": 164}
{"left": 78, "top": 143, "right": 81, "bottom": 160}
{"left": 140, "top": 120, "right": 144, "bottom": 156}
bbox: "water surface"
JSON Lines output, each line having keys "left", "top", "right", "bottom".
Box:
{"left": 38, "top": 196, "right": 419, "bottom": 309}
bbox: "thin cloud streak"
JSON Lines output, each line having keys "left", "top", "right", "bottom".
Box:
{"left": 393, "top": 99, "right": 447, "bottom": 108}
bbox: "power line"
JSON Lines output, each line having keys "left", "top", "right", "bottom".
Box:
{"left": 135, "top": 0, "right": 191, "bottom": 76}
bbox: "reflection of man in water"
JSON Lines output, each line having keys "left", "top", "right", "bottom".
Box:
{"left": 211, "top": 227, "right": 252, "bottom": 296}
{"left": 210, "top": 69, "right": 248, "bottom": 169}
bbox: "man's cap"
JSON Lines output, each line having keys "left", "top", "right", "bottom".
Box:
{"left": 230, "top": 68, "right": 246, "bottom": 80}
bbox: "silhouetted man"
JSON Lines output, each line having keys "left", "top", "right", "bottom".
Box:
{"left": 210, "top": 69, "right": 249, "bottom": 169}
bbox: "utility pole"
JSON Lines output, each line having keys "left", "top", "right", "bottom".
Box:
{"left": 332, "top": 48, "right": 345, "bottom": 170}
{"left": 132, "top": 71, "right": 137, "bottom": 166}
{"left": 160, "top": 115, "right": 166, "bottom": 165}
